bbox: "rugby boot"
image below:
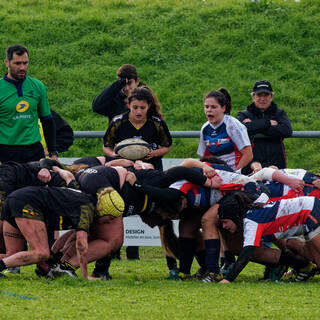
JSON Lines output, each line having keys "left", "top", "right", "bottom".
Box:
{"left": 51, "top": 262, "right": 77, "bottom": 278}
{"left": 167, "top": 268, "right": 179, "bottom": 280}
{"left": 191, "top": 267, "right": 207, "bottom": 280}
{"left": 200, "top": 271, "right": 224, "bottom": 283}
{"left": 294, "top": 262, "right": 317, "bottom": 282}
{"left": 178, "top": 272, "right": 192, "bottom": 280}
{"left": 4, "top": 267, "right": 20, "bottom": 274}
{"left": 90, "top": 268, "right": 112, "bottom": 280}
{"left": 221, "top": 262, "right": 235, "bottom": 276}
{"left": 268, "top": 265, "right": 288, "bottom": 282}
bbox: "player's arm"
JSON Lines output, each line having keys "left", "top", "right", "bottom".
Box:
{"left": 235, "top": 146, "right": 253, "bottom": 172}
{"left": 221, "top": 245, "right": 255, "bottom": 283}
{"left": 76, "top": 230, "right": 88, "bottom": 279}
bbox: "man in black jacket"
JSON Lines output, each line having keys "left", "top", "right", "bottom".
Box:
{"left": 237, "top": 80, "right": 292, "bottom": 175}
{"left": 92, "top": 64, "right": 141, "bottom": 123}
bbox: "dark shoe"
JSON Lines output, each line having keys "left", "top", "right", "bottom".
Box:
{"left": 221, "top": 262, "right": 235, "bottom": 276}
{"left": 200, "top": 271, "right": 224, "bottom": 283}
{"left": 0, "top": 272, "right": 7, "bottom": 278}
{"left": 269, "top": 265, "right": 288, "bottom": 282}
{"left": 51, "top": 262, "right": 77, "bottom": 278}
{"left": 178, "top": 272, "right": 192, "bottom": 280}
{"left": 35, "top": 261, "right": 53, "bottom": 278}
{"left": 294, "top": 262, "right": 317, "bottom": 282}
{"left": 91, "top": 269, "right": 112, "bottom": 280}
{"left": 192, "top": 267, "right": 207, "bottom": 279}
{"left": 166, "top": 268, "right": 179, "bottom": 280}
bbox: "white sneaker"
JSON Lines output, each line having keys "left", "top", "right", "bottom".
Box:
{"left": 4, "top": 267, "right": 20, "bottom": 274}
{"left": 51, "top": 264, "right": 77, "bottom": 278}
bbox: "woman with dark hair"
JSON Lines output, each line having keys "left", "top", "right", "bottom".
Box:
{"left": 103, "top": 87, "right": 172, "bottom": 171}
{"left": 198, "top": 88, "right": 252, "bottom": 172}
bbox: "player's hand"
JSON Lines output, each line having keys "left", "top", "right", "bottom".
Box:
{"left": 219, "top": 279, "right": 231, "bottom": 284}
{"left": 202, "top": 165, "right": 216, "bottom": 178}
{"left": 287, "top": 178, "right": 305, "bottom": 193}
{"left": 126, "top": 171, "right": 137, "bottom": 185}
{"left": 37, "top": 168, "right": 51, "bottom": 183}
{"left": 205, "top": 174, "right": 222, "bottom": 189}
{"left": 143, "top": 149, "right": 153, "bottom": 160}
{"left": 312, "top": 179, "right": 320, "bottom": 189}
{"left": 242, "top": 118, "right": 251, "bottom": 124}
{"left": 270, "top": 120, "right": 278, "bottom": 126}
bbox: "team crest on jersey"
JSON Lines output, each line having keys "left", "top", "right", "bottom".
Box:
{"left": 16, "top": 101, "right": 29, "bottom": 113}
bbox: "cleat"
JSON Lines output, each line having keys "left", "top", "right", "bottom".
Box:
{"left": 90, "top": 269, "right": 112, "bottom": 281}
{"left": 269, "top": 265, "right": 288, "bottom": 282}
{"left": 178, "top": 272, "right": 192, "bottom": 280}
{"left": 192, "top": 267, "right": 207, "bottom": 280}
{"left": 282, "top": 268, "right": 295, "bottom": 280}
{"left": 0, "top": 272, "right": 7, "bottom": 278}
{"left": 294, "top": 262, "right": 317, "bottom": 282}
{"left": 4, "top": 267, "right": 20, "bottom": 274}
{"left": 167, "top": 268, "right": 179, "bottom": 280}
{"left": 221, "top": 262, "right": 235, "bottom": 276}
{"left": 51, "top": 262, "right": 77, "bottom": 278}
{"left": 200, "top": 271, "right": 224, "bottom": 283}
{"left": 35, "top": 262, "right": 52, "bottom": 278}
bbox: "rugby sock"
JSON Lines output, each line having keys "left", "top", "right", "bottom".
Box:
{"left": 94, "top": 256, "right": 112, "bottom": 273}
{"left": 224, "top": 250, "right": 236, "bottom": 263}
{"left": 278, "top": 250, "right": 309, "bottom": 269}
{"left": 195, "top": 250, "right": 207, "bottom": 270}
{"left": 205, "top": 239, "right": 221, "bottom": 274}
{"left": 0, "top": 260, "right": 7, "bottom": 272}
{"left": 220, "top": 257, "right": 225, "bottom": 267}
{"left": 166, "top": 256, "right": 177, "bottom": 271}
{"left": 178, "top": 238, "right": 196, "bottom": 274}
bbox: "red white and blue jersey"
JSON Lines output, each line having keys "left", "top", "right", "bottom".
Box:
{"left": 169, "top": 180, "right": 222, "bottom": 210}
{"left": 197, "top": 115, "right": 250, "bottom": 170}
{"left": 243, "top": 197, "right": 319, "bottom": 247}
{"left": 264, "top": 181, "right": 320, "bottom": 201}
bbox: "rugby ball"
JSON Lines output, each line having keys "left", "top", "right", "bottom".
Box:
{"left": 114, "top": 138, "right": 150, "bottom": 161}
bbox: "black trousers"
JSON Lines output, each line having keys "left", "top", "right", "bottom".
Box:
{"left": 0, "top": 142, "right": 45, "bottom": 163}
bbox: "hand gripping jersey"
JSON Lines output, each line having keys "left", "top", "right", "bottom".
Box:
{"left": 197, "top": 115, "right": 250, "bottom": 170}
{"left": 243, "top": 197, "right": 320, "bottom": 247}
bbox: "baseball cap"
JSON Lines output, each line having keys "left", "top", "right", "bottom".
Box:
{"left": 252, "top": 80, "right": 273, "bottom": 94}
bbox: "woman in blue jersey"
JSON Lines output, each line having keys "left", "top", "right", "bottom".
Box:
{"left": 197, "top": 89, "right": 253, "bottom": 172}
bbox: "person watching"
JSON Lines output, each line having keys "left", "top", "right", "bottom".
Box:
{"left": 237, "top": 80, "right": 292, "bottom": 175}
{"left": 0, "top": 44, "right": 58, "bottom": 163}
{"left": 92, "top": 64, "right": 141, "bottom": 123}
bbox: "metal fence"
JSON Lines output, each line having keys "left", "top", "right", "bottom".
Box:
{"left": 74, "top": 131, "right": 320, "bottom": 139}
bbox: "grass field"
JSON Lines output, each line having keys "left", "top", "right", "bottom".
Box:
{"left": 0, "top": 0, "right": 320, "bottom": 170}
{"left": 1, "top": 247, "right": 320, "bottom": 320}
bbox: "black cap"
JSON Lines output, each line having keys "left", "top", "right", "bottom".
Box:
{"left": 252, "top": 80, "right": 273, "bottom": 94}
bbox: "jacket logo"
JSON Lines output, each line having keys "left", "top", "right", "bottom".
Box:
{"left": 16, "top": 101, "right": 30, "bottom": 113}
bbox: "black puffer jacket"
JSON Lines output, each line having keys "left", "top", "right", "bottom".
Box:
{"left": 92, "top": 78, "right": 128, "bottom": 123}
{"left": 237, "top": 102, "right": 292, "bottom": 174}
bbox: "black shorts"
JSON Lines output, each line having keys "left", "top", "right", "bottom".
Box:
{"left": 2, "top": 194, "right": 44, "bottom": 229}
{"left": 0, "top": 142, "right": 45, "bottom": 163}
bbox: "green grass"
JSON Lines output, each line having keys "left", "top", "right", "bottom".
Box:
{"left": 1, "top": 0, "right": 320, "bottom": 170}
{"left": 1, "top": 247, "right": 320, "bottom": 320}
